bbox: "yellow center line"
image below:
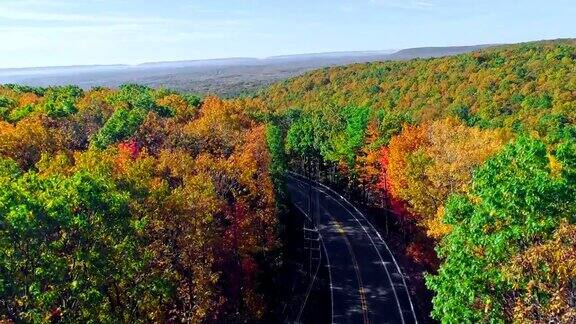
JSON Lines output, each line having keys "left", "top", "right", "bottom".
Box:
{"left": 333, "top": 219, "right": 370, "bottom": 324}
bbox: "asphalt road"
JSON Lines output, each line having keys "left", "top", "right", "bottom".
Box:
{"left": 287, "top": 174, "right": 417, "bottom": 324}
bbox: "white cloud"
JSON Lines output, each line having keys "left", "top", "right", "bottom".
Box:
{"left": 0, "top": 0, "right": 250, "bottom": 30}
{"left": 0, "top": 0, "right": 253, "bottom": 68}
{"left": 0, "top": 4, "right": 175, "bottom": 25}
{"left": 0, "top": 21, "right": 239, "bottom": 68}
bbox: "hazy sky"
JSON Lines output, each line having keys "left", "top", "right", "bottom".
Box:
{"left": 0, "top": 0, "right": 574, "bottom": 68}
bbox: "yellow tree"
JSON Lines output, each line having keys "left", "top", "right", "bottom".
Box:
{"left": 505, "top": 220, "right": 576, "bottom": 323}
{"left": 423, "top": 118, "right": 507, "bottom": 237}
{"left": 355, "top": 120, "right": 384, "bottom": 203}
{"left": 383, "top": 118, "right": 506, "bottom": 238}
{"left": 0, "top": 117, "right": 57, "bottom": 169}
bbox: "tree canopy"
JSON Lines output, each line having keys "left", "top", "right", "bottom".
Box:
{"left": 0, "top": 85, "right": 279, "bottom": 322}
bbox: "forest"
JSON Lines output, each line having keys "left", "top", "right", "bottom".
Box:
{"left": 0, "top": 84, "right": 280, "bottom": 322}
{"left": 1, "top": 39, "right": 576, "bottom": 323}
{"left": 262, "top": 39, "right": 576, "bottom": 322}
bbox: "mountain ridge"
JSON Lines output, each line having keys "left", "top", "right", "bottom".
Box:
{"left": 0, "top": 43, "right": 496, "bottom": 96}
{"left": 0, "top": 44, "right": 493, "bottom": 73}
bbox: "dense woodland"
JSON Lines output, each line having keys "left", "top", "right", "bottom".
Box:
{"left": 1, "top": 39, "right": 576, "bottom": 323}
{"left": 262, "top": 39, "right": 576, "bottom": 322}
{"left": 0, "top": 84, "right": 280, "bottom": 322}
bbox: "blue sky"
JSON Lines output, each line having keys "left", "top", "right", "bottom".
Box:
{"left": 0, "top": 0, "right": 574, "bottom": 68}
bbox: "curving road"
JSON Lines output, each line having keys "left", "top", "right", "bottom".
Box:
{"left": 287, "top": 173, "right": 417, "bottom": 324}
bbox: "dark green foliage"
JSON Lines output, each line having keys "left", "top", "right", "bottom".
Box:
{"left": 153, "top": 104, "right": 175, "bottom": 118}
{"left": 450, "top": 106, "right": 478, "bottom": 126}
{"left": 368, "top": 84, "right": 381, "bottom": 94}
{"left": 0, "top": 96, "right": 16, "bottom": 120}
{"left": 521, "top": 93, "right": 553, "bottom": 110}
{"left": 537, "top": 113, "right": 575, "bottom": 144}
{"left": 266, "top": 124, "right": 287, "bottom": 198}
{"left": 183, "top": 94, "right": 202, "bottom": 108}
{"left": 111, "top": 84, "right": 157, "bottom": 111}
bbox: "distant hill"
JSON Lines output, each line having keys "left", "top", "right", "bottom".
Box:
{"left": 260, "top": 38, "right": 576, "bottom": 122}
{"left": 0, "top": 44, "right": 491, "bottom": 97}
{"left": 385, "top": 45, "right": 494, "bottom": 60}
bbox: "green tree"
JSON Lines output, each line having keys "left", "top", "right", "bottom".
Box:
{"left": 266, "top": 123, "right": 287, "bottom": 192}
{"left": 339, "top": 106, "right": 370, "bottom": 166}
{"left": 91, "top": 107, "right": 148, "bottom": 149}
{"left": 111, "top": 84, "right": 156, "bottom": 111}
{"left": 0, "top": 96, "right": 16, "bottom": 121}
{"left": 0, "top": 157, "right": 163, "bottom": 322}
{"left": 42, "top": 86, "right": 83, "bottom": 118}
{"left": 376, "top": 109, "right": 412, "bottom": 145}
{"left": 426, "top": 136, "right": 576, "bottom": 322}
{"left": 285, "top": 114, "right": 317, "bottom": 157}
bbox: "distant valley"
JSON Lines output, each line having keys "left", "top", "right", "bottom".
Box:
{"left": 0, "top": 45, "right": 491, "bottom": 97}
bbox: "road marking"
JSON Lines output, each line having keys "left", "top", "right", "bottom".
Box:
{"left": 320, "top": 227, "right": 335, "bottom": 324}
{"left": 290, "top": 195, "right": 329, "bottom": 324}
{"left": 288, "top": 173, "right": 418, "bottom": 323}
{"left": 290, "top": 175, "right": 400, "bottom": 323}
{"left": 289, "top": 185, "right": 335, "bottom": 324}
{"left": 332, "top": 219, "right": 370, "bottom": 324}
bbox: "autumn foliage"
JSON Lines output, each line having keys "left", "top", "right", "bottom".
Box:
{"left": 0, "top": 85, "right": 278, "bottom": 323}
{"left": 382, "top": 118, "right": 506, "bottom": 238}
{"left": 2, "top": 39, "right": 576, "bottom": 323}
{"left": 263, "top": 40, "right": 576, "bottom": 322}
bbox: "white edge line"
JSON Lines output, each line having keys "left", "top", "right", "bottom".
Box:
{"left": 290, "top": 172, "right": 418, "bottom": 323}
{"left": 320, "top": 230, "right": 335, "bottom": 324}
{"left": 314, "top": 183, "right": 405, "bottom": 324}
{"left": 290, "top": 174, "right": 403, "bottom": 323}
{"left": 289, "top": 172, "right": 418, "bottom": 323}
{"left": 292, "top": 201, "right": 332, "bottom": 324}
{"left": 291, "top": 178, "right": 335, "bottom": 324}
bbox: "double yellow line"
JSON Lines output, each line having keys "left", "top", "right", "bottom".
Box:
{"left": 333, "top": 219, "right": 370, "bottom": 324}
